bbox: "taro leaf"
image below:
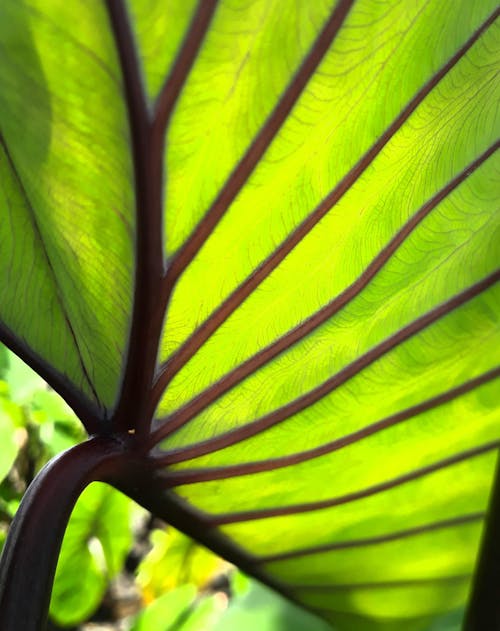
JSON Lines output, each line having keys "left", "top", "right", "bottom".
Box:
{"left": 0, "top": 1, "right": 499, "bottom": 630}
{"left": 49, "top": 482, "right": 132, "bottom": 626}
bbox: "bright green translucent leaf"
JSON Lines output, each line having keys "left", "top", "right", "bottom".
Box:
{"left": 126, "top": 0, "right": 199, "bottom": 102}
{"left": 1, "top": 1, "right": 499, "bottom": 629}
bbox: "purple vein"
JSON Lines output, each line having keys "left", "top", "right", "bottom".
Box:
{"left": 152, "top": 0, "right": 219, "bottom": 144}
{"left": 152, "top": 8, "right": 499, "bottom": 407}
{"left": 150, "top": 269, "right": 500, "bottom": 450}
{"left": 108, "top": 0, "right": 219, "bottom": 435}
{"left": 149, "top": 0, "right": 219, "bottom": 260}
{"left": 0, "top": 134, "right": 101, "bottom": 417}
{"left": 158, "top": 0, "right": 356, "bottom": 305}
{"left": 258, "top": 512, "right": 484, "bottom": 563}
{"left": 105, "top": 0, "right": 160, "bottom": 433}
{"left": 206, "top": 440, "right": 500, "bottom": 526}
{"left": 153, "top": 367, "right": 500, "bottom": 478}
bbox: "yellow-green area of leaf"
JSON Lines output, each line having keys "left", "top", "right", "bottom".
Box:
{"left": 137, "top": 527, "right": 228, "bottom": 604}
{"left": 50, "top": 482, "right": 132, "bottom": 626}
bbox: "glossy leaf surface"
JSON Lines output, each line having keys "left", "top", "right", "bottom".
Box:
{"left": 0, "top": 1, "right": 499, "bottom": 629}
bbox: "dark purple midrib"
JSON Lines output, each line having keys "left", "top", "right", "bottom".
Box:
{"left": 107, "top": 0, "right": 217, "bottom": 436}
{"left": 154, "top": 367, "right": 500, "bottom": 480}
{"left": 205, "top": 440, "right": 500, "bottom": 525}
{"left": 150, "top": 143, "right": 498, "bottom": 448}
{"left": 152, "top": 8, "right": 499, "bottom": 409}
{"left": 151, "top": 270, "right": 500, "bottom": 455}
{"left": 258, "top": 512, "right": 484, "bottom": 563}
{"left": 0, "top": 133, "right": 101, "bottom": 420}
{"left": 105, "top": 0, "right": 161, "bottom": 434}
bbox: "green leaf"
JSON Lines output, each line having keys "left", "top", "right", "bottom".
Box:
{"left": 50, "top": 482, "right": 132, "bottom": 626}
{"left": 0, "top": 397, "right": 20, "bottom": 483}
{"left": 29, "top": 389, "right": 85, "bottom": 458}
{"left": 1, "top": 1, "right": 499, "bottom": 629}
{"left": 137, "top": 526, "right": 226, "bottom": 602}
{"left": 0, "top": 345, "right": 8, "bottom": 380}
{"left": 3, "top": 346, "right": 45, "bottom": 403}
{"left": 130, "top": 585, "right": 197, "bottom": 631}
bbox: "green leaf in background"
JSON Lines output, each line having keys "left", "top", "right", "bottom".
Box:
{"left": 137, "top": 526, "right": 227, "bottom": 604}
{"left": 29, "top": 389, "right": 86, "bottom": 459}
{"left": 130, "top": 585, "right": 197, "bottom": 631}
{"left": 131, "top": 574, "right": 333, "bottom": 631}
{"left": 0, "top": 396, "right": 20, "bottom": 485}
{"left": 0, "top": 1, "right": 499, "bottom": 630}
{"left": 213, "top": 574, "right": 332, "bottom": 631}
{"left": 2, "top": 347, "right": 45, "bottom": 405}
{"left": 50, "top": 482, "right": 132, "bottom": 626}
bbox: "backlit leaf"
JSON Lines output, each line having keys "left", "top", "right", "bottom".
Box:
{"left": 0, "top": 1, "right": 498, "bottom": 629}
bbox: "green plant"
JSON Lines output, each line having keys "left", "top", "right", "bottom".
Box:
{"left": 0, "top": 1, "right": 498, "bottom": 629}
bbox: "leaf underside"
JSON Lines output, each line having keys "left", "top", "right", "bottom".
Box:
{"left": 0, "top": 1, "right": 499, "bottom": 629}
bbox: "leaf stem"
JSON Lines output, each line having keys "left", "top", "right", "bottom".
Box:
{"left": 0, "top": 436, "right": 128, "bottom": 631}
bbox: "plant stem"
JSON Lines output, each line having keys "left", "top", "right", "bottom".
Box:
{"left": 464, "top": 449, "right": 500, "bottom": 630}
{"left": 0, "top": 436, "right": 128, "bottom": 631}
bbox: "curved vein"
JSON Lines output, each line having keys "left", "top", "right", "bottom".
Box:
{"left": 151, "top": 270, "right": 500, "bottom": 448}
{"left": 153, "top": 367, "right": 500, "bottom": 476}
{"left": 258, "top": 512, "right": 484, "bottom": 563}
{"left": 205, "top": 440, "right": 500, "bottom": 526}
